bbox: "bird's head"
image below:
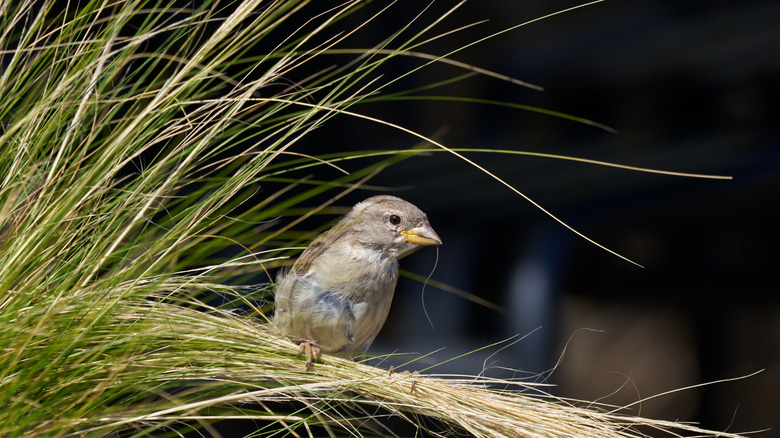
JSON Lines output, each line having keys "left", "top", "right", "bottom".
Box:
{"left": 347, "top": 195, "right": 441, "bottom": 259}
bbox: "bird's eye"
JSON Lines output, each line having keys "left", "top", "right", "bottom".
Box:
{"left": 389, "top": 214, "right": 401, "bottom": 225}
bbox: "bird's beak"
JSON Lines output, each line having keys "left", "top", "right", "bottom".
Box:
{"left": 401, "top": 224, "right": 442, "bottom": 246}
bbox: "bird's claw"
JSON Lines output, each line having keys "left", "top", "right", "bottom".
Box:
{"left": 388, "top": 366, "right": 412, "bottom": 377}
{"left": 388, "top": 366, "right": 418, "bottom": 393}
{"left": 298, "top": 340, "right": 321, "bottom": 371}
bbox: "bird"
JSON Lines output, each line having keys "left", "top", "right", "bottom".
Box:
{"left": 274, "top": 195, "right": 442, "bottom": 370}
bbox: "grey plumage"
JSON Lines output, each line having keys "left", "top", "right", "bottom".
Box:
{"left": 274, "top": 195, "right": 441, "bottom": 359}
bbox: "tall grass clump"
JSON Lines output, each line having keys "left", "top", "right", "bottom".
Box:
{"left": 0, "top": 0, "right": 748, "bottom": 436}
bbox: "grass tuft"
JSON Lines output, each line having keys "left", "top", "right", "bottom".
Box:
{"left": 0, "top": 0, "right": 749, "bottom": 436}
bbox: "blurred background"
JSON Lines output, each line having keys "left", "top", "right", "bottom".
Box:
{"left": 274, "top": 0, "right": 778, "bottom": 435}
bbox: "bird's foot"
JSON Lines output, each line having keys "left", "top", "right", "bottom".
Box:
{"left": 388, "top": 366, "right": 412, "bottom": 377}
{"left": 297, "top": 340, "right": 321, "bottom": 371}
{"left": 388, "top": 366, "right": 418, "bottom": 393}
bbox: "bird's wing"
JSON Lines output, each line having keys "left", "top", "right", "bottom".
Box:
{"left": 291, "top": 239, "right": 328, "bottom": 276}
{"left": 292, "top": 217, "right": 356, "bottom": 276}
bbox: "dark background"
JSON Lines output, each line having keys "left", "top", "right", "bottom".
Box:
{"left": 280, "top": 0, "right": 778, "bottom": 435}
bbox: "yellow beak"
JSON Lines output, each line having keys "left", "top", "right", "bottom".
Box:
{"left": 401, "top": 224, "right": 442, "bottom": 246}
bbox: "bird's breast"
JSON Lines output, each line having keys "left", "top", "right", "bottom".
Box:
{"left": 314, "top": 243, "right": 398, "bottom": 290}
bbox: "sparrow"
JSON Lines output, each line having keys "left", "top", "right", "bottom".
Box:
{"left": 274, "top": 195, "right": 442, "bottom": 370}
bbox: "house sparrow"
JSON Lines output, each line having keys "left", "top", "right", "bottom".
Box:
{"left": 274, "top": 195, "right": 441, "bottom": 370}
